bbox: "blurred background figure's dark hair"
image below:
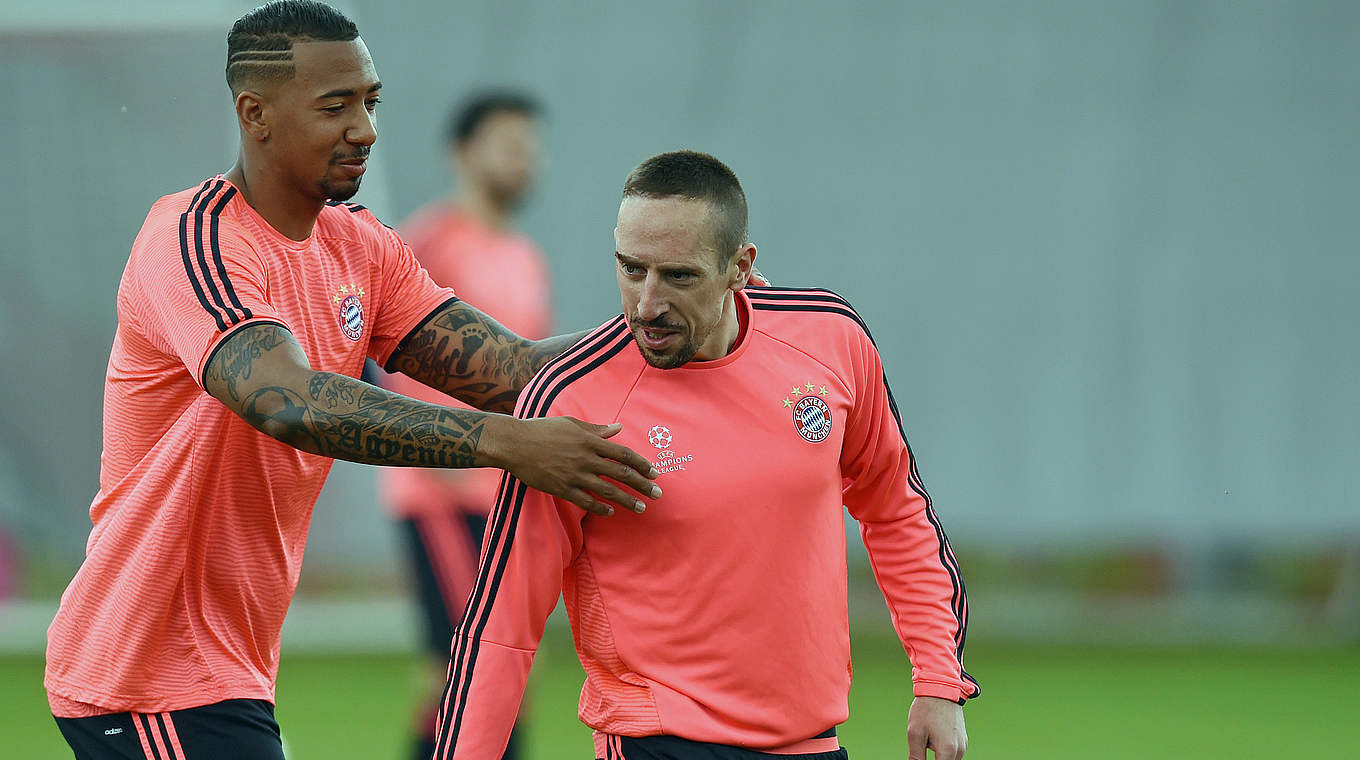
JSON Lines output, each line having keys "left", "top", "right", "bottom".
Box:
{"left": 226, "top": 0, "right": 360, "bottom": 94}
{"left": 446, "top": 90, "right": 542, "bottom": 146}
{"left": 624, "top": 150, "right": 749, "bottom": 266}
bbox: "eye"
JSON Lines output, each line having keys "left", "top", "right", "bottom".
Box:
{"left": 322, "top": 104, "right": 345, "bottom": 113}
{"left": 621, "top": 263, "right": 643, "bottom": 276}
{"left": 668, "top": 271, "right": 697, "bottom": 282}
{"left": 365, "top": 97, "right": 382, "bottom": 111}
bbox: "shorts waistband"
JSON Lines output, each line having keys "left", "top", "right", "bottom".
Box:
{"left": 593, "top": 730, "right": 840, "bottom": 757}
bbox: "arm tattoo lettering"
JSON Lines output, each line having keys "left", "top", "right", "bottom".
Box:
{"left": 388, "top": 304, "right": 587, "bottom": 414}
{"left": 241, "top": 375, "right": 488, "bottom": 467}
{"left": 206, "top": 326, "right": 286, "bottom": 402}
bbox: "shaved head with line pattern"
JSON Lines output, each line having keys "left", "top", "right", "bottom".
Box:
{"left": 225, "top": 0, "right": 359, "bottom": 94}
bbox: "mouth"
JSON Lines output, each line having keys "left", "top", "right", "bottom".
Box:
{"left": 635, "top": 325, "right": 681, "bottom": 351}
{"left": 335, "top": 159, "right": 367, "bottom": 178}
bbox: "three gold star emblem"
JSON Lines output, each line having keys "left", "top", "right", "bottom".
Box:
{"left": 332, "top": 283, "right": 366, "bottom": 303}
{"left": 781, "top": 380, "right": 830, "bottom": 408}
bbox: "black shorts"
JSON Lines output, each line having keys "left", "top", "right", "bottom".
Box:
{"left": 599, "top": 732, "right": 848, "bottom": 760}
{"left": 400, "top": 511, "right": 489, "bottom": 655}
{"left": 54, "top": 699, "right": 282, "bottom": 760}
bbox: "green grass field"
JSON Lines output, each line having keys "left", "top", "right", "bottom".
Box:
{"left": 7, "top": 632, "right": 1358, "bottom": 758}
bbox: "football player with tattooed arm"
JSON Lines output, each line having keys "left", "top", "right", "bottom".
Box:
{"left": 44, "top": 3, "right": 659, "bottom": 759}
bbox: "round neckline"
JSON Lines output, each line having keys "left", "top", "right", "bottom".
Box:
{"left": 217, "top": 175, "right": 316, "bottom": 251}
{"left": 664, "top": 289, "right": 754, "bottom": 372}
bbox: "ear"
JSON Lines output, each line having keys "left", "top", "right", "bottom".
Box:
{"left": 727, "top": 243, "right": 757, "bottom": 291}
{"left": 235, "top": 90, "right": 270, "bottom": 142}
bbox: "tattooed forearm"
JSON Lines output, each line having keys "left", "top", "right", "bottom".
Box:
{"left": 204, "top": 323, "right": 498, "bottom": 469}
{"left": 243, "top": 372, "right": 490, "bottom": 468}
{"left": 388, "top": 301, "right": 590, "bottom": 413}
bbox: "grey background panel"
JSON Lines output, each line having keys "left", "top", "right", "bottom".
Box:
{"left": 1, "top": 1, "right": 1356, "bottom": 574}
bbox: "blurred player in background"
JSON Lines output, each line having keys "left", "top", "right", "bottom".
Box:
{"left": 435, "top": 151, "right": 976, "bottom": 760}
{"left": 381, "top": 91, "right": 551, "bottom": 760}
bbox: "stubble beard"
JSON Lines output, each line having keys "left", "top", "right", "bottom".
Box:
{"left": 319, "top": 175, "right": 362, "bottom": 202}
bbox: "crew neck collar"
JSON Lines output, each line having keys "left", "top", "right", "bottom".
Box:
{"left": 666, "top": 289, "right": 754, "bottom": 372}
{"left": 217, "top": 175, "right": 316, "bottom": 249}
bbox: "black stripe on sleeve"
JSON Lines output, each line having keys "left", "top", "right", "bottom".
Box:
{"left": 191, "top": 180, "right": 238, "bottom": 324}
{"left": 752, "top": 290, "right": 979, "bottom": 698}
{"left": 207, "top": 186, "right": 252, "bottom": 321}
{"left": 178, "top": 181, "right": 229, "bottom": 331}
{"left": 435, "top": 321, "right": 633, "bottom": 758}
{"left": 382, "top": 296, "right": 462, "bottom": 372}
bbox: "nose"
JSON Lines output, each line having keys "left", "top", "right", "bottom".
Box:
{"left": 635, "top": 274, "right": 668, "bottom": 322}
{"left": 348, "top": 109, "right": 377, "bottom": 147}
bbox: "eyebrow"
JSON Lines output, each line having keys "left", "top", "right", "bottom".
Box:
{"left": 615, "top": 252, "right": 702, "bottom": 274}
{"left": 318, "top": 82, "right": 382, "bottom": 99}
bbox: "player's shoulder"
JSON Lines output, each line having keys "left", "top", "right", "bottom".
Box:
{"left": 130, "top": 178, "right": 252, "bottom": 266}
{"left": 318, "top": 199, "right": 393, "bottom": 236}
{"left": 139, "top": 178, "right": 234, "bottom": 234}
{"left": 514, "top": 315, "right": 640, "bottom": 419}
{"left": 746, "top": 285, "right": 876, "bottom": 344}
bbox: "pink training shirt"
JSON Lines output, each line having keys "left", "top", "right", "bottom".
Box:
{"left": 433, "top": 288, "right": 978, "bottom": 758}
{"left": 46, "top": 177, "right": 455, "bottom": 717}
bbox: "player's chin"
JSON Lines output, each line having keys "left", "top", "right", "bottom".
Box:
{"left": 635, "top": 342, "right": 694, "bottom": 370}
{"left": 320, "top": 176, "right": 363, "bottom": 202}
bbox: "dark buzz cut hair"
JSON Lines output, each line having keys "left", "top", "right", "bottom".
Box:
{"left": 446, "top": 90, "right": 542, "bottom": 146}
{"left": 225, "top": 0, "right": 359, "bottom": 94}
{"left": 624, "top": 151, "right": 749, "bottom": 268}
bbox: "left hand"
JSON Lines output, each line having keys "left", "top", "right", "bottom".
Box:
{"left": 907, "top": 696, "right": 968, "bottom": 760}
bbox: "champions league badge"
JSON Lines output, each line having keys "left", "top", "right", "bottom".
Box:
{"left": 793, "top": 395, "right": 833, "bottom": 443}
{"left": 332, "top": 284, "right": 366, "bottom": 341}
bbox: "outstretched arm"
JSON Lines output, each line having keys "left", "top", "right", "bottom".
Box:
{"left": 384, "top": 299, "right": 589, "bottom": 414}
{"left": 204, "top": 323, "right": 658, "bottom": 515}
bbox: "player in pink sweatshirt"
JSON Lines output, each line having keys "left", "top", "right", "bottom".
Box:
{"left": 435, "top": 151, "right": 977, "bottom": 760}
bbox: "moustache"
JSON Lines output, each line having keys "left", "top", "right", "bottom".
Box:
{"left": 332, "top": 149, "right": 370, "bottom": 162}
{"left": 630, "top": 317, "right": 684, "bottom": 332}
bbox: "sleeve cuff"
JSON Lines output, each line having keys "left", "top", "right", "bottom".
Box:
{"left": 196, "top": 317, "right": 292, "bottom": 388}
{"left": 913, "top": 679, "right": 968, "bottom": 705}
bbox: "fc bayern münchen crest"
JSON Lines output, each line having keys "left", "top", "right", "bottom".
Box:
{"left": 339, "top": 294, "right": 365, "bottom": 341}
{"left": 793, "top": 395, "right": 833, "bottom": 443}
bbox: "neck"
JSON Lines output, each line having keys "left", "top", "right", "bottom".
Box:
{"left": 694, "top": 291, "right": 742, "bottom": 361}
{"left": 458, "top": 183, "right": 510, "bottom": 231}
{"left": 226, "top": 155, "right": 325, "bottom": 241}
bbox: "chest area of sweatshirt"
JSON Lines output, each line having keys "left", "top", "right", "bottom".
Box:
{"left": 593, "top": 343, "right": 855, "bottom": 530}
{"left": 261, "top": 237, "right": 376, "bottom": 377}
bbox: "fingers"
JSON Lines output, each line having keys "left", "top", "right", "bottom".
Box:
{"left": 595, "top": 437, "right": 660, "bottom": 483}
{"left": 563, "top": 487, "right": 613, "bottom": 517}
{"left": 932, "top": 736, "right": 967, "bottom": 760}
{"left": 585, "top": 478, "right": 648, "bottom": 515}
{"left": 906, "top": 727, "right": 927, "bottom": 760}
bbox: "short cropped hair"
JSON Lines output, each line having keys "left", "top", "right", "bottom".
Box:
{"left": 225, "top": 0, "right": 359, "bottom": 94}
{"left": 623, "top": 151, "right": 749, "bottom": 268}
{"left": 446, "top": 90, "right": 542, "bottom": 146}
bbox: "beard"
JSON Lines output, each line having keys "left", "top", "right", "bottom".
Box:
{"left": 319, "top": 175, "right": 363, "bottom": 202}
{"left": 630, "top": 317, "right": 703, "bottom": 369}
